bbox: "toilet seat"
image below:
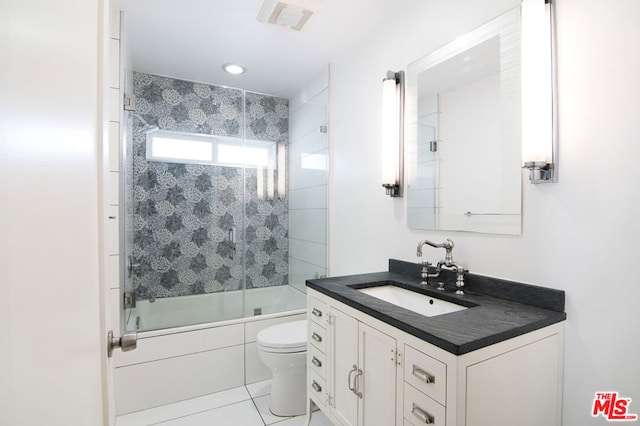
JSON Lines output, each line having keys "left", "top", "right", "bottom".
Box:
{"left": 256, "top": 320, "right": 307, "bottom": 353}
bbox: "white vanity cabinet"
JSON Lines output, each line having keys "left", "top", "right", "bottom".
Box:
{"left": 307, "top": 292, "right": 398, "bottom": 426}
{"left": 307, "top": 288, "right": 564, "bottom": 426}
{"left": 328, "top": 306, "right": 397, "bottom": 426}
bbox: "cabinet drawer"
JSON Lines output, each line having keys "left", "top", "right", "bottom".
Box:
{"left": 404, "top": 344, "right": 447, "bottom": 405}
{"left": 308, "top": 344, "right": 327, "bottom": 379}
{"left": 309, "top": 370, "right": 327, "bottom": 409}
{"left": 308, "top": 296, "right": 328, "bottom": 326}
{"left": 309, "top": 320, "right": 327, "bottom": 353}
{"left": 404, "top": 383, "right": 446, "bottom": 426}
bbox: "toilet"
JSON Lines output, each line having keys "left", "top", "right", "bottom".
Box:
{"left": 256, "top": 320, "right": 307, "bottom": 416}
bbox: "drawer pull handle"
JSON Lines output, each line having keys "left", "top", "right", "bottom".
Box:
{"left": 411, "top": 403, "right": 435, "bottom": 424}
{"left": 312, "top": 356, "right": 322, "bottom": 368}
{"left": 412, "top": 365, "right": 435, "bottom": 384}
{"left": 311, "top": 332, "right": 322, "bottom": 342}
{"left": 312, "top": 381, "right": 322, "bottom": 392}
{"left": 311, "top": 308, "right": 323, "bottom": 317}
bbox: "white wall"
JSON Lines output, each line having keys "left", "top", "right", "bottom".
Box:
{"left": 1, "top": 0, "right": 105, "bottom": 425}
{"left": 329, "top": 0, "right": 640, "bottom": 424}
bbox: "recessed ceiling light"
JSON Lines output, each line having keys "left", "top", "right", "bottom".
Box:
{"left": 222, "top": 63, "right": 246, "bottom": 75}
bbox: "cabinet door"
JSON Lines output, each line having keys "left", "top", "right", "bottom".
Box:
{"left": 329, "top": 307, "right": 359, "bottom": 426}
{"left": 465, "top": 334, "right": 561, "bottom": 426}
{"left": 358, "top": 322, "right": 397, "bottom": 426}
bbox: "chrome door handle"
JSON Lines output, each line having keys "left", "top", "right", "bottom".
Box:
{"left": 347, "top": 365, "right": 358, "bottom": 393}
{"left": 107, "top": 330, "right": 137, "bottom": 358}
{"left": 311, "top": 381, "right": 322, "bottom": 392}
{"left": 412, "top": 365, "right": 435, "bottom": 384}
{"left": 312, "top": 356, "right": 322, "bottom": 368}
{"left": 311, "top": 332, "right": 322, "bottom": 342}
{"left": 411, "top": 403, "right": 435, "bottom": 424}
{"left": 229, "top": 228, "right": 237, "bottom": 259}
{"left": 354, "top": 368, "right": 363, "bottom": 399}
{"left": 311, "top": 308, "right": 322, "bottom": 317}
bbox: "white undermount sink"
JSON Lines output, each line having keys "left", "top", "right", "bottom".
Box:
{"left": 357, "top": 285, "right": 467, "bottom": 317}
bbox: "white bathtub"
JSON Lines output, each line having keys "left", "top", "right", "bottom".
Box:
{"left": 127, "top": 284, "right": 307, "bottom": 332}
{"left": 115, "top": 285, "right": 308, "bottom": 415}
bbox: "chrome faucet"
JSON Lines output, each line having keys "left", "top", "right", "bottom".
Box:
{"left": 416, "top": 239, "right": 467, "bottom": 295}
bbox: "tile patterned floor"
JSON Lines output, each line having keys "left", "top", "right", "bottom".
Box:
{"left": 116, "top": 380, "right": 332, "bottom": 426}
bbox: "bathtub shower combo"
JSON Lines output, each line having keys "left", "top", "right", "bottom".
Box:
{"left": 114, "top": 70, "right": 329, "bottom": 415}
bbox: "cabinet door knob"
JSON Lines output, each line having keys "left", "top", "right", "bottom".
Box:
{"left": 411, "top": 403, "right": 435, "bottom": 424}
{"left": 312, "top": 356, "right": 322, "bottom": 367}
{"left": 311, "top": 332, "right": 322, "bottom": 342}
{"left": 412, "top": 364, "right": 435, "bottom": 384}
{"left": 311, "top": 308, "right": 323, "bottom": 317}
{"left": 312, "top": 381, "right": 322, "bottom": 392}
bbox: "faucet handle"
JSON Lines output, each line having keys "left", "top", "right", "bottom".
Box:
{"left": 455, "top": 268, "right": 467, "bottom": 295}
{"left": 420, "top": 260, "right": 431, "bottom": 285}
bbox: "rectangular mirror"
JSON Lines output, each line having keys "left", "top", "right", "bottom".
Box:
{"left": 406, "top": 6, "right": 522, "bottom": 235}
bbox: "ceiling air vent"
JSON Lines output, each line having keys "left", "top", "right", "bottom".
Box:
{"left": 257, "top": 0, "right": 325, "bottom": 31}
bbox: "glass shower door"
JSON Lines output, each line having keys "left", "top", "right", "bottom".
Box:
{"left": 121, "top": 72, "right": 249, "bottom": 331}
{"left": 121, "top": 105, "right": 139, "bottom": 334}
{"left": 123, "top": 132, "right": 248, "bottom": 330}
{"left": 119, "top": 72, "right": 311, "bottom": 331}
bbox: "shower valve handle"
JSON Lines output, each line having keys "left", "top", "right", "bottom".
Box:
{"left": 127, "top": 255, "right": 141, "bottom": 278}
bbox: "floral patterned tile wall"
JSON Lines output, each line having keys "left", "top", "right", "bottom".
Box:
{"left": 129, "top": 72, "right": 289, "bottom": 299}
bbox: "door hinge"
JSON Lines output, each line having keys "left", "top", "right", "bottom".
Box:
{"left": 124, "top": 94, "right": 136, "bottom": 111}
{"left": 123, "top": 291, "right": 137, "bottom": 309}
{"left": 328, "top": 392, "right": 333, "bottom": 407}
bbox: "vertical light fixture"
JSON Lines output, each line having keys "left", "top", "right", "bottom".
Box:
{"left": 521, "top": 0, "right": 558, "bottom": 183}
{"left": 382, "top": 70, "right": 405, "bottom": 197}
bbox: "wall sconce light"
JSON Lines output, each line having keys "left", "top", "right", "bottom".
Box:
{"left": 521, "top": 0, "right": 558, "bottom": 183}
{"left": 382, "top": 70, "right": 405, "bottom": 197}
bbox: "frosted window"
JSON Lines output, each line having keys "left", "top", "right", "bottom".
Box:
{"left": 146, "top": 131, "right": 275, "bottom": 168}
{"left": 150, "top": 137, "right": 213, "bottom": 162}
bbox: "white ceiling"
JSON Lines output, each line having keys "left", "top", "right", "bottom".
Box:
{"left": 118, "top": 0, "right": 399, "bottom": 98}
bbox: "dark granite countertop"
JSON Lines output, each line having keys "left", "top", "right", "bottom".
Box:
{"left": 305, "top": 259, "right": 566, "bottom": 355}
